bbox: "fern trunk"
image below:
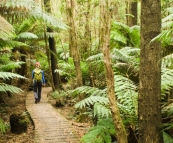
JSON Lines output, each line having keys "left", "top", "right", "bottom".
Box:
{"left": 139, "top": 0, "right": 163, "bottom": 142}
{"left": 101, "top": 0, "right": 128, "bottom": 143}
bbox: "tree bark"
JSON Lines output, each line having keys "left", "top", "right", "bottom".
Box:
{"left": 66, "top": 0, "right": 83, "bottom": 87}
{"left": 82, "top": 0, "right": 92, "bottom": 59}
{"left": 139, "top": 0, "right": 163, "bottom": 142}
{"left": 44, "top": 0, "right": 61, "bottom": 89}
{"left": 128, "top": 1, "right": 137, "bottom": 26}
{"left": 47, "top": 28, "right": 61, "bottom": 88}
{"left": 101, "top": 0, "right": 128, "bottom": 142}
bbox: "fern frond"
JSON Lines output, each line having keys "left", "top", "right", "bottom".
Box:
{"left": 0, "top": 62, "right": 25, "bottom": 71}
{"left": 162, "top": 21, "right": 173, "bottom": 29}
{"left": 86, "top": 53, "right": 103, "bottom": 61}
{"left": 17, "top": 32, "right": 38, "bottom": 39}
{"left": 120, "top": 47, "right": 140, "bottom": 57}
{"left": 163, "top": 131, "right": 173, "bottom": 143}
{"left": 161, "top": 68, "right": 173, "bottom": 97}
{"left": 151, "top": 30, "right": 172, "bottom": 43}
{"left": 129, "top": 25, "right": 140, "bottom": 47}
{"left": 75, "top": 96, "right": 109, "bottom": 109}
{"left": 113, "top": 21, "right": 130, "bottom": 33}
{"left": 0, "top": 119, "right": 8, "bottom": 134}
{"left": 94, "top": 103, "right": 111, "bottom": 118}
{"left": 0, "top": 72, "right": 25, "bottom": 80}
{"left": 0, "top": 83, "right": 23, "bottom": 94}
{"left": 81, "top": 126, "right": 106, "bottom": 143}
{"left": 70, "top": 86, "right": 107, "bottom": 97}
{"left": 114, "top": 74, "right": 138, "bottom": 114}
{"left": 111, "top": 30, "right": 127, "bottom": 45}
{"left": 162, "top": 54, "right": 173, "bottom": 68}
{"left": 0, "top": 0, "right": 68, "bottom": 30}
{"left": 81, "top": 118, "right": 115, "bottom": 143}
{"left": 0, "top": 39, "right": 28, "bottom": 49}
{"left": 166, "top": 7, "right": 173, "bottom": 13}
{"left": 162, "top": 13, "right": 173, "bottom": 23}
{"left": 111, "top": 48, "right": 129, "bottom": 63}
{"left": 0, "top": 15, "right": 14, "bottom": 40}
{"left": 162, "top": 102, "right": 173, "bottom": 117}
{"left": 0, "top": 0, "right": 40, "bottom": 12}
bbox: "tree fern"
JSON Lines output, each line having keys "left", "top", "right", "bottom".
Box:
{"left": 0, "top": 0, "right": 68, "bottom": 30}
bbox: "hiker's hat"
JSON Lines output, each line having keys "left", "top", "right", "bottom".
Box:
{"left": 35, "top": 62, "right": 40, "bottom": 67}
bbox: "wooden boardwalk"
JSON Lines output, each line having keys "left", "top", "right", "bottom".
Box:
{"left": 26, "top": 87, "right": 80, "bottom": 143}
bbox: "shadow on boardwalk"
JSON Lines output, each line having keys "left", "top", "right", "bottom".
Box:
{"left": 26, "top": 87, "right": 80, "bottom": 143}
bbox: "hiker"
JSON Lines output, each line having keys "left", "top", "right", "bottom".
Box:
{"left": 32, "top": 62, "right": 46, "bottom": 103}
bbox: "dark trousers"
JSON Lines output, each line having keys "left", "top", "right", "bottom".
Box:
{"left": 33, "top": 82, "right": 42, "bottom": 101}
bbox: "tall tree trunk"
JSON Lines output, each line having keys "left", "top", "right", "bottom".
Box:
{"left": 128, "top": 1, "right": 137, "bottom": 26}
{"left": 139, "top": 0, "right": 163, "bottom": 142}
{"left": 47, "top": 28, "right": 61, "bottom": 88}
{"left": 82, "top": 0, "right": 91, "bottom": 59}
{"left": 44, "top": 0, "right": 60, "bottom": 89}
{"left": 44, "top": 27, "right": 55, "bottom": 91}
{"left": 101, "top": 0, "right": 128, "bottom": 142}
{"left": 66, "top": 0, "right": 83, "bottom": 87}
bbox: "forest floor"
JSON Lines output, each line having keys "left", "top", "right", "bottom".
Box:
{"left": 0, "top": 83, "right": 91, "bottom": 143}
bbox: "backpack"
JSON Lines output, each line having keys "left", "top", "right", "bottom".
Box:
{"left": 34, "top": 69, "right": 42, "bottom": 82}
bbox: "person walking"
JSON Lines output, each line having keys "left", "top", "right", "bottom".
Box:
{"left": 32, "top": 62, "right": 46, "bottom": 103}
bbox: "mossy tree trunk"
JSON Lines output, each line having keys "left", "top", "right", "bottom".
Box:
{"left": 139, "top": 0, "right": 163, "bottom": 142}
{"left": 100, "top": 0, "right": 128, "bottom": 142}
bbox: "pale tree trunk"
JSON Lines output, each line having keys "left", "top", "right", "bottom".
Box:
{"left": 98, "top": 0, "right": 104, "bottom": 52}
{"left": 35, "top": 0, "right": 42, "bottom": 6}
{"left": 82, "top": 0, "right": 92, "bottom": 59}
{"left": 128, "top": 0, "right": 137, "bottom": 26}
{"left": 139, "top": 0, "right": 163, "bottom": 142}
{"left": 101, "top": 0, "right": 128, "bottom": 142}
{"left": 66, "top": 0, "right": 83, "bottom": 87}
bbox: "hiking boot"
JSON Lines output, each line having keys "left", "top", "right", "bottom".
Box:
{"left": 35, "top": 98, "right": 38, "bottom": 104}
